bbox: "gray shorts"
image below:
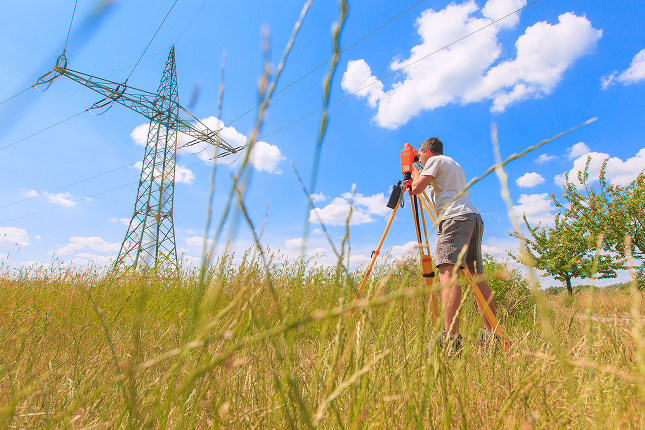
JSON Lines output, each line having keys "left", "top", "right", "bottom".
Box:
{"left": 435, "top": 213, "right": 484, "bottom": 272}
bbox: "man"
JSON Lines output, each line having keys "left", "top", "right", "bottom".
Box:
{"left": 410, "top": 137, "right": 496, "bottom": 344}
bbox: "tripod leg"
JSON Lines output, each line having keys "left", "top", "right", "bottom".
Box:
{"left": 408, "top": 191, "right": 439, "bottom": 324}
{"left": 351, "top": 189, "right": 404, "bottom": 307}
{"left": 462, "top": 268, "right": 508, "bottom": 349}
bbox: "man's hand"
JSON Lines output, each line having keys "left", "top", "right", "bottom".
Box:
{"left": 411, "top": 167, "right": 432, "bottom": 195}
{"left": 411, "top": 166, "right": 421, "bottom": 181}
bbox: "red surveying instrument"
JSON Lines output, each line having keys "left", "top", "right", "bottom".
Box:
{"left": 351, "top": 143, "right": 509, "bottom": 350}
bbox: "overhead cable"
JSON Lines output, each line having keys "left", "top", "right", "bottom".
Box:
{"left": 126, "top": 0, "right": 179, "bottom": 82}
{"left": 0, "top": 109, "right": 88, "bottom": 152}
{"left": 259, "top": 0, "right": 541, "bottom": 141}
{"left": 226, "top": 0, "right": 426, "bottom": 127}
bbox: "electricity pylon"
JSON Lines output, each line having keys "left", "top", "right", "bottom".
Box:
{"left": 36, "top": 47, "right": 243, "bottom": 269}
{"left": 116, "top": 48, "right": 179, "bottom": 269}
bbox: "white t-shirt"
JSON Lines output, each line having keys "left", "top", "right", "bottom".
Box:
{"left": 420, "top": 155, "right": 477, "bottom": 219}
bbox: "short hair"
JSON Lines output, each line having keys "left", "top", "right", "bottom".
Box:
{"left": 420, "top": 137, "right": 443, "bottom": 155}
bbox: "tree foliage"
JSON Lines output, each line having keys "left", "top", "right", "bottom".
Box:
{"left": 511, "top": 211, "right": 623, "bottom": 295}
{"left": 555, "top": 158, "right": 645, "bottom": 262}
{"left": 509, "top": 156, "right": 645, "bottom": 293}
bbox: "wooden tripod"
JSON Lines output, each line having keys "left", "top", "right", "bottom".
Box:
{"left": 351, "top": 180, "right": 509, "bottom": 350}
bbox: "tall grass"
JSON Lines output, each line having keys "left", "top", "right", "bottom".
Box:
{"left": 1, "top": 253, "right": 644, "bottom": 428}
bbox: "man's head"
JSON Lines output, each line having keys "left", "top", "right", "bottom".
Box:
{"left": 419, "top": 137, "right": 443, "bottom": 165}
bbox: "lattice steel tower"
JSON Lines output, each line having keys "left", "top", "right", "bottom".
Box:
{"left": 115, "top": 47, "right": 179, "bottom": 269}
{"left": 35, "top": 46, "right": 244, "bottom": 270}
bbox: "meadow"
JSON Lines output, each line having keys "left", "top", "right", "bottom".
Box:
{"left": 1, "top": 251, "right": 644, "bottom": 429}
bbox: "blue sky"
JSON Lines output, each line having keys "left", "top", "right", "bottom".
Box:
{"left": 0, "top": 0, "right": 644, "bottom": 287}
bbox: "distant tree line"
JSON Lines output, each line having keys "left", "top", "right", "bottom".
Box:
{"left": 511, "top": 158, "right": 644, "bottom": 295}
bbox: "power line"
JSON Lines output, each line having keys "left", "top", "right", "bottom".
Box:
{"left": 0, "top": 163, "right": 136, "bottom": 211}
{"left": 174, "top": 0, "right": 209, "bottom": 44}
{"left": 258, "top": 0, "right": 541, "bottom": 141}
{"left": 126, "top": 0, "right": 178, "bottom": 82}
{"left": 64, "top": 0, "right": 79, "bottom": 53}
{"left": 0, "top": 109, "right": 88, "bottom": 152}
{"left": 0, "top": 0, "right": 539, "bottom": 222}
{"left": 0, "top": 86, "right": 34, "bottom": 108}
{"left": 225, "top": 0, "right": 426, "bottom": 127}
{"left": 0, "top": 182, "right": 136, "bottom": 225}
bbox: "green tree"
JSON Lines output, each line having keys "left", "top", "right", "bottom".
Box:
{"left": 555, "top": 157, "right": 644, "bottom": 286}
{"left": 511, "top": 212, "right": 623, "bottom": 295}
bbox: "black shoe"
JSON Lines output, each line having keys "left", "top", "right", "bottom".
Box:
{"left": 478, "top": 329, "right": 500, "bottom": 350}
{"left": 439, "top": 329, "right": 463, "bottom": 358}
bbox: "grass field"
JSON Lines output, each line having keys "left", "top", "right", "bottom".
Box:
{"left": 1, "top": 252, "right": 644, "bottom": 429}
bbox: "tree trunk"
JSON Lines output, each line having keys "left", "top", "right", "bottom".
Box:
{"left": 565, "top": 277, "right": 573, "bottom": 296}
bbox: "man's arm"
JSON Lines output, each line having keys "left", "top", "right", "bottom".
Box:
{"left": 410, "top": 168, "right": 433, "bottom": 195}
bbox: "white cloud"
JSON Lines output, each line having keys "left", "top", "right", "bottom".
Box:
{"left": 21, "top": 189, "right": 39, "bottom": 198}
{"left": 310, "top": 247, "right": 328, "bottom": 257}
{"left": 557, "top": 147, "right": 645, "bottom": 189}
{"left": 310, "top": 197, "right": 374, "bottom": 226}
{"left": 185, "top": 236, "right": 215, "bottom": 248}
{"left": 567, "top": 142, "right": 590, "bottom": 160}
{"left": 180, "top": 254, "right": 202, "bottom": 267}
{"left": 132, "top": 116, "right": 285, "bottom": 174}
{"left": 21, "top": 189, "right": 79, "bottom": 207}
{"left": 341, "top": 192, "right": 390, "bottom": 216}
{"left": 51, "top": 236, "right": 120, "bottom": 256}
{"left": 175, "top": 165, "right": 196, "bottom": 185}
{"left": 310, "top": 192, "right": 327, "bottom": 203}
{"left": 601, "top": 48, "right": 645, "bottom": 89}
{"left": 248, "top": 141, "right": 285, "bottom": 174}
{"left": 72, "top": 253, "right": 115, "bottom": 266}
{"left": 481, "top": 0, "right": 526, "bottom": 28}
{"left": 130, "top": 123, "right": 149, "bottom": 146}
{"left": 45, "top": 192, "right": 77, "bottom": 206}
{"left": 35, "top": 236, "right": 41, "bottom": 240}
{"left": 285, "top": 238, "right": 307, "bottom": 249}
{"left": 341, "top": 2, "right": 601, "bottom": 129}
{"left": 185, "top": 229, "right": 194, "bottom": 234}
{"left": 0, "top": 226, "right": 29, "bottom": 247}
{"left": 312, "top": 228, "right": 323, "bottom": 235}
{"left": 516, "top": 172, "right": 545, "bottom": 188}
{"left": 110, "top": 218, "right": 130, "bottom": 225}
{"left": 390, "top": 241, "right": 419, "bottom": 256}
{"left": 309, "top": 191, "right": 390, "bottom": 226}
{"left": 510, "top": 193, "right": 556, "bottom": 226}
{"left": 534, "top": 153, "right": 556, "bottom": 164}
{"left": 0, "top": 253, "right": 6, "bottom": 260}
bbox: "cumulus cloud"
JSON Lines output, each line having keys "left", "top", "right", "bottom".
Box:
{"left": 601, "top": 48, "right": 645, "bottom": 89}
{"left": 566, "top": 142, "right": 590, "bottom": 160}
{"left": 71, "top": 253, "right": 115, "bottom": 266}
{"left": 0, "top": 226, "right": 29, "bottom": 247}
{"left": 312, "top": 228, "right": 323, "bottom": 235}
{"left": 21, "top": 189, "right": 79, "bottom": 207}
{"left": 534, "top": 153, "right": 556, "bottom": 164}
{"left": 341, "top": 0, "right": 601, "bottom": 129}
{"left": 516, "top": 172, "right": 545, "bottom": 188}
{"left": 52, "top": 236, "right": 120, "bottom": 256}
{"left": 110, "top": 218, "right": 130, "bottom": 225}
{"left": 555, "top": 147, "right": 645, "bottom": 188}
{"left": 175, "top": 165, "right": 196, "bottom": 185}
{"left": 310, "top": 192, "right": 327, "bottom": 203}
{"left": 510, "top": 193, "right": 556, "bottom": 226}
{"left": 131, "top": 116, "right": 285, "bottom": 174}
{"left": 285, "top": 238, "right": 307, "bottom": 249}
{"left": 309, "top": 192, "right": 390, "bottom": 226}
{"left": 185, "top": 236, "right": 215, "bottom": 248}
{"left": 390, "top": 241, "right": 419, "bottom": 256}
